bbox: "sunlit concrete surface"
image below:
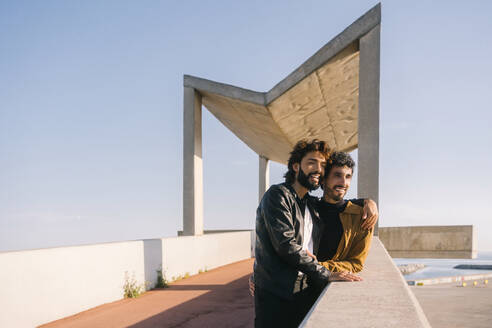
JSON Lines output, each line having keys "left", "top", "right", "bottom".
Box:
{"left": 194, "top": 42, "right": 360, "bottom": 165}
{"left": 40, "top": 259, "right": 255, "bottom": 328}
{"left": 412, "top": 281, "right": 492, "bottom": 328}
{"left": 301, "top": 238, "right": 431, "bottom": 328}
{"left": 379, "top": 225, "right": 477, "bottom": 259}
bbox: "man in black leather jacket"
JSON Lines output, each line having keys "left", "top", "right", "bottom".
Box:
{"left": 253, "top": 139, "right": 363, "bottom": 328}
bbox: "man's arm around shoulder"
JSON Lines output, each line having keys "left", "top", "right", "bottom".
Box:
{"left": 319, "top": 202, "right": 373, "bottom": 273}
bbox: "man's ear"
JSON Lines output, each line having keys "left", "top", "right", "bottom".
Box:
{"left": 293, "top": 163, "right": 300, "bottom": 174}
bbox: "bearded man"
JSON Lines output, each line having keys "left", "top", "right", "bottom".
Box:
{"left": 253, "top": 140, "right": 377, "bottom": 328}
{"left": 315, "top": 151, "right": 374, "bottom": 273}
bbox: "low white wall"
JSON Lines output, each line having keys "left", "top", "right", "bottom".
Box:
{"left": 161, "top": 231, "right": 252, "bottom": 282}
{"left": 0, "top": 241, "right": 145, "bottom": 328}
{"left": 0, "top": 231, "right": 252, "bottom": 328}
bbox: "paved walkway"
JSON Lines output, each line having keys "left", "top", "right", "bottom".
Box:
{"left": 41, "top": 259, "right": 255, "bottom": 328}
{"left": 40, "top": 257, "right": 492, "bottom": 328}
{"left": 411, "top": 280, "right": 492, "bottom": 328}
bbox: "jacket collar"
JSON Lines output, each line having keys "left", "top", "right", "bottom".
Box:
{"left": 343, "top": 200, "right": 363, "bottom": 215}
{"left": 284, "top": 183, "right": 322, "bottom": 221}
{"left": 284, "top": 182, "right": 306, "bottom": 201}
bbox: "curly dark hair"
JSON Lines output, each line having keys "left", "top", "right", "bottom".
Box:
{"left": 284, "top": 139, "right": 331, "bottom": 184}
{"left": 325, "top": 151, "right": 355, "bottom": 176}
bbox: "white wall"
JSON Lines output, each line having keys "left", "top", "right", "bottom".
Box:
{"left": 162, "top": 231, "right": 252, "bottom": 281}
{"left": 0, "top": 231, "right": 252, "bottom": 328}
{"left": 0, "top": 241, "right": 145, "bottom": 328}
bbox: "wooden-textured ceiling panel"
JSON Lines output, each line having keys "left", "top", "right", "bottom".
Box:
{"left": 200, "top": 92, "right": 292, "bottom": 163}
{"left": 268, "top": 74, "right": 325, "bottom": 124}
{"left": 193, "top": 43, "right": 360, "bottom": 162}
{"left": 266, "top": 43, "right": 359, "bottom": 152}
{"left": 316, "top": 43, "right": 359, "bottom": 151}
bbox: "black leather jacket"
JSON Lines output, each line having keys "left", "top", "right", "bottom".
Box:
{"left": 253, "top": 183, "right": 331, "bottom": 300}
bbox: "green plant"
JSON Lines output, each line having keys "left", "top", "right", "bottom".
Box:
{"left": 123, "top": 272, "right": 144, "bottom": 298}
{"left": 155, "top": 267, "right": 169, "bottom": 288}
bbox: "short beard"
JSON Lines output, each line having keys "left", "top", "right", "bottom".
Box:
{"left": 297, "top": 168, "right": 321, "bottom": 191}
{"left": 325, "top": 185, "right": 345, "bottom": 202}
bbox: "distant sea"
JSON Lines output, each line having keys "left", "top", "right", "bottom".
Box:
{"left": 393, "top": 251, "right": 492, "bottom": 280}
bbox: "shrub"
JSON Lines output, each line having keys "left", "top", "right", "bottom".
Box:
{"left": 155, "top": 267, "right": 169, "bottom": 288}
{"left": 123, "top": 272, "right": 144, "bottom": 298}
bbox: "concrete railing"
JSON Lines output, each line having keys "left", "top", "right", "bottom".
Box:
{"left": 0, "top": 231, "right": 252, "bottom": 328}
{"left": 379, "top": 225, "right": 477, "bottom": 259}
{"left": 301, "top": 237, "right": 431, "bottom": 328}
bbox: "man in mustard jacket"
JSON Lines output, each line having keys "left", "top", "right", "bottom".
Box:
{"left": 252, "top": 146, "right": 377, "bottom": 327}
{"left": 314, "top": 151, "right": 373, "bottom": 272}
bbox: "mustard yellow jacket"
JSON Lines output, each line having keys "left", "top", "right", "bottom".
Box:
{"left": 319, "top": 201, "right": 373, "bottom": 273}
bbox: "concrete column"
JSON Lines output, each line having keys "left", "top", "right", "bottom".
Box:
{"left": 183, "top": 87, "right": 203, "bottom": 236}
{"left": 258, "top": 155, "right": 269, "bottom": 203}
{"left": 358, "top": 25, "right": 380, "bottom": 235}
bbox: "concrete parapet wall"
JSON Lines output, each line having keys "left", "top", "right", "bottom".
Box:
{"left": 161, "top": 231, "right": 252, "bottom": 282}
{"left": 0, "top": 231, "right": 252, "bottom": 328}
{"left": 301, "top": 237, "right": 431, "bottom": 328}
{"left": 379, "top": 225, "right": 477, "bottom": 259}
{"left": 0, "top": 241, "right": 145, "bottom": 328}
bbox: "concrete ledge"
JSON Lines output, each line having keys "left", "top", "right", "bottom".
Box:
{"left": 379, "top": 225, "right": 477, "bottom": 259}
{"left": 0, "top": 231, "right": 252, "bottom": 328}
{"left": 301, "top": 237, "right": 431, "bottom": 328}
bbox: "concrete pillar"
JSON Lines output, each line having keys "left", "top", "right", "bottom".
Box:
{"left": 183, "top": 87, "right": 203, "bottom": 236}
{"left": 258, "top": 155, "right": 269, "bottom": 203}
{"left": 358, "top": 25, "right": 380, "bottom": 235}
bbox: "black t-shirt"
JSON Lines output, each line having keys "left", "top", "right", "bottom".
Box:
{"left": 316, "top": 198, "right": 363, "bottom": 261}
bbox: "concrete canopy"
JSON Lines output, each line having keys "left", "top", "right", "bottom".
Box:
{"left": 182, "top": 4, "right": 380, "bottom": 236}
{"left": 184, "top": 4, "right": 380, "bottom": 164}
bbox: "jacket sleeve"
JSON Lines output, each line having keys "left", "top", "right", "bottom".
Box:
{"left": 320, "top": 228, "right": 373, "bottom": 273}
{"left": 348, "top": 198, "right": 365, "bottom": 207}
{"left": 261, "top": 187, "right": 331, "bottom": 282}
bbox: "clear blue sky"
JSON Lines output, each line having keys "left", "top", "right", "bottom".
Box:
{"left": 1, "top": 1, "right": 491, "bottom": 251}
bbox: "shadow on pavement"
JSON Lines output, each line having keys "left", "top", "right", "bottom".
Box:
{"left": 128, "top": 274, "right": 254, "bottom": 328}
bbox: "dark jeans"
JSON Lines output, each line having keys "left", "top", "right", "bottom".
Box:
{"left": 254, "top": 276, "right": 324, "bottom": 328}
